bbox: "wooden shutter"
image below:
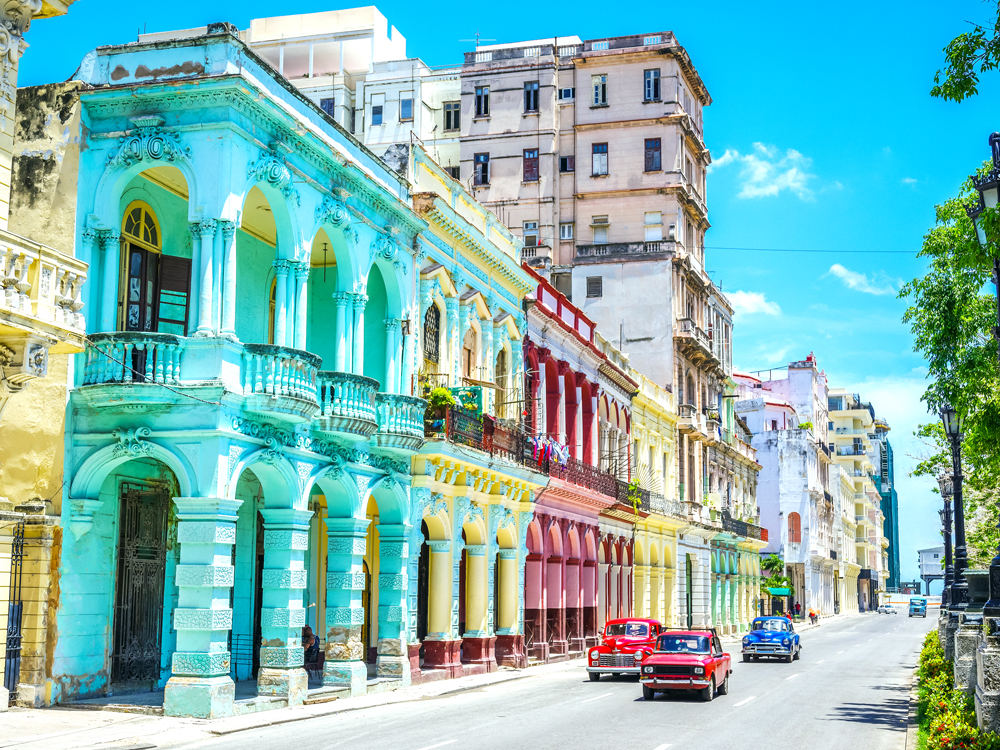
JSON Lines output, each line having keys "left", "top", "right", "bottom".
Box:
{"left": 156, "top": 255, "right": 192, "bottom": 335}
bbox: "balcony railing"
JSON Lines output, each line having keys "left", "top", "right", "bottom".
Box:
{"left": 615, "top": 479, "right": 650, "bottom": 513}
{"left": 315, "top": 371, "right": 379, "bottom": 439}
{"left": 574, "top": 240, "right": 675, "bottom": 262}
{"left": 374, "top": 393, "right": 426, "bottom": 452}
{"left": 721, "top": 513, "right": 767, "bottom": 541}
{"left": 836, "top": 446, "right": 867, "bottom": 456}
{"left": 242, "top": 344, "right": 320, "bottom": 402}
{"left": 83, "top": 332, "right": 183, "bottom": 385}
{"left": 428, "top": 407, "right": 545, "bottom": 469}
{"left": 540, "top": 454, "right": 617, "bottom": 497}
{"left": 649, "top": 493, "right": 685, "bottom": 519}
{"left": 1, "top": 230, "right": 88, "bottom": 342}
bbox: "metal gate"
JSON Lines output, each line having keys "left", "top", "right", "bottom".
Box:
{"left": 111, "top": 484, "right": 169, "bottom": 686}
{"left": 4, "top": 520, "right": 25, "bottom": 705}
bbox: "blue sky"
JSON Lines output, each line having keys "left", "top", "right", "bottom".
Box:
{"left": 21, "top": 0, "right": 996, "bottom": 585}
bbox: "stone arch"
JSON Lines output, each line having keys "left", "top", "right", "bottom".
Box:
{"left": 70, "top": 436, "right": 196, "bottom": 502}
{"left": 649, "top": 540, "right": 660, "bottom": 567}
{"left": 364, "top": 475, "right": 409, "bottom": 526}
{"left": 228, "top": 450, "right": 301, "bottom": 509}
{"left": 308, "top": 465, "right": 361, "bottom": 519}
{"left": 546, "top": 520, "right": 563, "bottom": 559}
{"left": 634, "top": 538, "right": 646, "bottom": 567}
{"left": 566, "top": 526, "right": 581, "bottom": 560}
{"left": 240, "top": 170, "right": 303, "bottom": 261}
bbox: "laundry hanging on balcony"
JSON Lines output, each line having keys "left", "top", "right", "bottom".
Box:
{"left": 528, "top": 435, "right": 569, "bottom": 467}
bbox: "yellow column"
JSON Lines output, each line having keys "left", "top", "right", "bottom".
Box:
{"left": 428, "top": 540, "right": 453, "bottom": 636}
{"left": 634, "top": 565, "right": 647, "bottom": 617}
{"left": 664, "top": 570, "right": 675, "bottom": 626}
{"left": 498, "top": 550, "right": 518, "bottom": 632}
{"left": 464, "top": 545, "right": 487, "bottom": 635}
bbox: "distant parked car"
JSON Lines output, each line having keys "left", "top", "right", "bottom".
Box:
{"left": 909, "top": 597, "right": 928, "bottom": 618}
{"left": 587, "top": 618, "right": 662, "bottom": 681}
{"left": 877, "top": 604, "right": 897, "bottom": 615}
{"left": 639, "top": 628, "right": 732, "bottom": 702}
{"left": 741, "top": 616, "right": 801, "bottom": 663}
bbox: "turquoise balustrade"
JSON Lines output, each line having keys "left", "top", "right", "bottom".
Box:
{"left": 315, "top": 371, "right": 380, "bottom": 438}
{"left": 241, "top": 344, "right": 320, "bottom": 403}
{"left": 374, "top": 393, "right": 427, "bottom": 452}
{"left": 83, "top": 332, "right": 184, "bottom": 385}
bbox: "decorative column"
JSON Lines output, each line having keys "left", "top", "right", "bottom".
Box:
{"left": 272, "top": 260, "right": 290, "bottom": 346}
{"left": 351, "top": 292, "right": 367, "bottom": 376}
{"left": 400, "top": 318, "right": 414, "bottom": 395}
{"left": 164, "top": 498, "right": 242, "bottom": 719}
{"left": 461, "top": 544, "right": 494, "bottom": 671}
{"left": 333, "top": 293, "right": 350, "bottom": 371}
{"left": 422, "top": 538, "right": 459, "bottom": 674}
{"left": 220, "top": 221, "right": 238, "bottom": 338}
{"left": 294, "top": 262, "right": 309, "bottom": 351}
{"left": 196, "top": 219, "right": 217, "bottom": 336}
{"left": 98, "top": 230, "right": 120, "bottom": 333}
{"left": 376, "top": 522, "right": 411, "bottom": 682}
{"left": 458, "top": 303, "right": 473, "bottom": 376}
{"left": 212, "top": 218, "right": 223, "bottom": 330}
{"left": 556, "top": 362, "right": 568, "bottom": 445}
{"left": 284, "top": 261, "right": 297, "bottom": 347}
{"left": 257, "top": 508, "right": 312, "bottom": 706}
{"left": 385, "top": 318, "right": 400, "bottom": 393}
{"left": 323, "top": 517, "right": 369, "bottom": 696}
{"left": 481, "top": 324, "right": 494, "bottom": 413}
{"left": 445, "top": 297, "right": 459, "bottom": 379}
{"left": 497, "top": 549, "right": 519, "bottom": 637}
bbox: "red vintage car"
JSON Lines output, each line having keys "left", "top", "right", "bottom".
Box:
{"left": 586, "top": 618, "right": 663, "bottom": 681}
{"left": 639, "top": 628, "right": 732, "bottom": 702}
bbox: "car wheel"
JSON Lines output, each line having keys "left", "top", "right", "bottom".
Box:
{"left": 793, "top": 647, "right": 800, "bottom": 661}
{"left": 742, "top": 653, "right": 750, "bottom": 663}
{"left": 753, "top": 655, "right": 759, "bottom": 661}
{"left": 642, "top": 685, "right": 655, "bottom": 701}
{"left": 718, "top": 673, "right": 730, "bottom": 696}
{"left": 701, "top": 676, "right": 715, "bottom": 702}
{"left": 784, "top": 654, "right": 793, "bottom": 663}
{"left": 612, "top": 673, "right": 620, "bottom": 678}
{"left": 589, "top": 672, "right": 600, "bottom": 682}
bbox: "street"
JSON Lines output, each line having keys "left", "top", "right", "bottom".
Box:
{"left": 172, "top": 613, "right": 927, "bottom": 750}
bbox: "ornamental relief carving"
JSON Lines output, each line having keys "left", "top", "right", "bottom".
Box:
{"left": 111, "top": 427, "right": 154, "bottom": 459}
{"left": 107, "top": 117, "right": 191, "bottom": 168}
{"left": 248, "top": 148, "right": 300, "bottom": 206}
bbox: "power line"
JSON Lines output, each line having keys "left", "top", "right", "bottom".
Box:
{"left": 705, "top": 245, "right": 913, "bottom": 255}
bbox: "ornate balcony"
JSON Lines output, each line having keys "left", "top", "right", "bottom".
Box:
{"left": 374, "top": 393, "right": 426, "bottom": 453}
{"left": 674, "top": 317, "right": 718, "bottom": 367}
{"left": 721, "top": 512, "right": 767, "bottom": 541}
{"left": 241, "top": 344, "right": 321, "bottom": 423}
{"left": 314, "top": 371, "right": 379, "bottom": 441}
{"left": 574, "top": 240, "right": 675, "bottom": 264}
{"left": 677, "top": 403, "right": 708, "bottom": 437}
{"left": 538, "top": 454, "right": 617, "bottom": 497}
{"left": 83, "top": 332, "right": 184, "bottom": 386}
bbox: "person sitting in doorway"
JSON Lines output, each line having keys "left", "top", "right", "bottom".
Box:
{"left": 303, "top": 625, "right": 319, "bottom": 663}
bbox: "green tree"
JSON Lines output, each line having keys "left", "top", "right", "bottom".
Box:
{"left": 932, "top": 1, "right": 1000, "bottom": 101}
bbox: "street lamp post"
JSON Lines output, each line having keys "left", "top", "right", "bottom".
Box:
{"left": 937, "top": 475, "right": 954, "bottom": 610}
{"left": 966, "top": 133, "right": 1000, "bottom": 630}
{"left": 940, "top": 406, "right": 969, "bottom": 617}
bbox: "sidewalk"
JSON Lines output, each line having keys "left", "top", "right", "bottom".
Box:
{"left": 0, "top": 660, "right": 583, "bottom": 749}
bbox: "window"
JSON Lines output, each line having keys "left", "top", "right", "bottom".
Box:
{"left": 644, "top": 69, "right": 661, "bottom": 101}
{"left": 523, "top": 221, "right": 539, "bottom": 247}
{"left": 559, "top": 223, "right": 574, "bottom": 240}
{"left": 592, "top": 41, "right": 610, "bottom": 51}
{"left": 592, "top": 74, "right": 607, "bottom": 106}
{"left": 592, "top": 142, "right": 608, "bottom": 175}
{"left": 444, "top": 101, "right": 460, "bottom": 131}
{"left": 644, "top": 212, "right": 662, "bottom": 242}
{"left": 788, "top": 512, "right": 802, "bottom": 544}
{"left": 592, "top": 216, "right": 608, "bottom": 244}
{"left": 474, "top": 153, "right": 490, "bottom": 185}
{"left": 320, "top": 97, "right": 336, "bottom": 117}
{"left": 475, "top": 86, "right": 490, "bottom": 117}
{"left": 524, "top": 81, "right": 539, "bottom": 112}
{"left": 558, "top": 87, "right": 575, "bottom": 101}
{"left": 668, "top": 223, "right": 676, "bottom": 240}
{"left": 643, "top": 35, "right": 662, "bottom": 45}
{"left": 523, "top": 148, "right": 539, "bottom": 181}
{"left": 771, "top": 419, "right": 778, "bottom": 431}
{"left": 423, "top": 303, "right": 440, "bottom": 364}
{"left": 587, "top": 276, "right": 603, "bottom": 297}
{"left": 400, "top": 96, "right": 413, "bottom": 121}
{"left": 371, "top": 105, "right": 383, "bottom": 126}
{"left": 644, "top": 138, "right": 661, "bottom": 171}
{"left": 559, "top": 155, "right": 575, "bottom": 173}
{"left": 446, "top": 165, "right": 461, "bottom": 180}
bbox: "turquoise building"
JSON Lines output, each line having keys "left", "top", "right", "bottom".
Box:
{"left": 47, "top": 24, "right": 466, "bottom": 718}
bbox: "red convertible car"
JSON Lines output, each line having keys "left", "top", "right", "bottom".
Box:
{"left": 639, "top": 628, "right": 733, "bottom": 701}
{"left": 586, "top": 618, "right": 663, "bottom": 681}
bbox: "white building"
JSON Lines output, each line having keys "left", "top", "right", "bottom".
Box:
{"left": 919, "top": 546, "right": 945, "bottom": 594}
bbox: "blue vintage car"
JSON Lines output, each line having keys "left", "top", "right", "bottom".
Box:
{"left": 741, "top": 616, "right": 801, "bottom": 663}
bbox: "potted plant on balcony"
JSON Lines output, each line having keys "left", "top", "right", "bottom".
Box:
{"left": 425, "top": 387, "right": 456, "bottom": 433}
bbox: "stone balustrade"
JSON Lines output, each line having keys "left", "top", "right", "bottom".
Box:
{"left": 242, "top": 344, "right": 321, "bottom": 403}
{"left": 0, "top": 229, "right": 88, "bottom": 344}
{"left": 315, "top": 371, "right": 380, "bottom": 439}
{"left": 83, "top": 332, "right": 184, "bottom": 385}
{"left": 374, "top": 393, "right": 427, "bottom": 452}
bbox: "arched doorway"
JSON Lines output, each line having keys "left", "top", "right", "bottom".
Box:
{"left": 363, "top": 265, "right": 389, "bottom": 386}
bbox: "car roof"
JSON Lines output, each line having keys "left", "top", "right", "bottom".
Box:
{"left": 606, "top": 618, "right": 660, "bottom": 625}
{"left": 752, "top": 616, "right": 791, "bottom": 621}
{"left": 658, "top": 630, "right": 714, "bottom": 637}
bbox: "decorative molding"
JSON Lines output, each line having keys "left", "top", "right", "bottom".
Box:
{"left": 247, "top": 147, "right": 300, "bottom": 205}
{"left": 107, "top": 118, "right": 191, "bottom": 169}
{"left": 111, "top": 427, "right": 154, "bottom": 459}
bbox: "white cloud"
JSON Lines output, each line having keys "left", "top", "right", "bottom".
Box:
{"left": 729, "top": 290, "right": 782, "bottom": 316}
{"left": 827, "top": 263, "right": 898, "bottom": 296}
{"left": 709, "top": 142, "right": 816, "bottom": 200}
{"left": 902, "top": 177, "right": 918, "bottom": 184}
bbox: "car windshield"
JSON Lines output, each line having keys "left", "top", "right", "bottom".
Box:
{"left": 656, "top": 635, "right": 710, "bottom": 653}
{"left": 910, "top": 598, "right": 926, "bottom": 605}
{"left": 752, "top": 619, "right": 788, "bottom": 632}
{"left": 605, "top": 622, "right": 649, "bottom": 637}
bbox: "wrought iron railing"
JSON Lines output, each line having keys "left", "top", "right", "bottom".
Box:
{"left": 538, "top": 454, "right": 617, "bottom": 498}
{"left": 721, "top": 512, "right": 767, "bottom": 541}
{"left": 615, "top": 479, "right": 650, "bottom": 513}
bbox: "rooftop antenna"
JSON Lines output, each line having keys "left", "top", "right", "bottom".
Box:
{"left": 459, "top": 31, "right": 497, "bottom": 50}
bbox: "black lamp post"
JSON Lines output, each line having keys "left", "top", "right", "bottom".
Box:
{"left": 940, "top": 405, "right": 969, "bottom": 615}
{"left": 966, "top": 133, "right": 1000, "bottom": 627}
{"left": 937, "top": 474, "right": 954, "bottom": 609}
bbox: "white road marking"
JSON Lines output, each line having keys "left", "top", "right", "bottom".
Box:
{"left": 838, "top": 650, "right": 845, "bottom": 654}
{"left": 582, "top": 692, "right": 613, "bottom": 704}
{"left": 816, "top": 659, "right": 825, "bottom": 664}
{"left": 734, "top": 696, "right": 756, "bottom": 707}
{"left": 415, "top": 742, "right": 458, "bottom": 750}
{"left": 653, "top": 744, "right": 673, "bottom": 750}
{"left": 786, "top": 673, "right": 800, "bottom": 680}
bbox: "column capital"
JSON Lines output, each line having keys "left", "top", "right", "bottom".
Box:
{"left": 96, "top": 228, "right": 120, "bottom": 250}
{"left": 260, "top": 507, "right": 314, "bottom": 529}
{"left": 173, "top": 497, "right": 242, "bottom": 523}
{"left": 351, "top": 292, "right": 368, "bottom": 307}
{"left": 325, "top": 517, "right": 371, "bottom": 537}
{"left": 332, "top": 292, "right": 351, "bottom": 307}
{"left": 219, "top": 220, "right": 238, "bottom": 239}
{"left": 294, "top": 261, "right": 310, "bottom": 279}
{"left": 428, "top": 539, "right": 451, "bottom": 553}
{"left": 273, "top": 259, "right": 292, "bottom": 275}
{"left": 465, "top": 544, "right": 487, "bottom": 556}
{"left": 385, "top": 318, "right": 400, "bottom": 332}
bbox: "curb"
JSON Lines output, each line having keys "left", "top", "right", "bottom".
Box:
{"left": 904, "top": 665, "right": 919, "bottom": 750}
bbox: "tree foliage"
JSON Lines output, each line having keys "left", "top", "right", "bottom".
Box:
{"left": 932, "top": 2, "right": 1000, "bottom": 102}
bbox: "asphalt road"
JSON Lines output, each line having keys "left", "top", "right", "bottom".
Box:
{"left": 175, "top": 611, "right": 932, "bottom": 750}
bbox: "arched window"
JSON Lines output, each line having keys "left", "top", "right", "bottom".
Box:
{"left": 788, "top": 512, "right": 802, "bottom": 544}
{"left": 495, "top": 348, "right": 508, "bottom": 418}
{"left": 686, "top": 374, "right": 696, "bottom": 406}
{"left": 119, "top": 201, "right": 190, "bottom": 335}
{"left": 423, "top": 303, "right": 440, "bottom": 364}
{"left": 462, "top": 326, "right": 477, "bottom": 378}
{"left": 267, "top": 278, "right": 277, "bottom": 345}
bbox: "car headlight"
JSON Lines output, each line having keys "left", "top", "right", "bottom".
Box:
{"left": 590, "top": 649, "right": 600, "bottom": 658}
{"left": 742, "top": 638, "right": 750, "bottom": 645}
{"left": 694, "top": 667, "right": 705, "bottom": 675}
{"left": 643, "top": 666, "right": 654, "bottom": 674}
{"left": 782, "top": 638, "right": 791, "bottom": 646}
{"left": 634, "top": 652, "right": 643, "bottom": 661}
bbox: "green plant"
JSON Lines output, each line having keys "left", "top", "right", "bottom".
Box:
{"left": 798, "top": 421, "right": 813, "bottom": 431}
{"left": 427, "top": 387, "right": 456, "bottom": 411}
{"left": 761, "top": 554, "right": 785, "bottom": 576}
{"left": 626, "top": 479, "right": 642, "bottom": 515}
